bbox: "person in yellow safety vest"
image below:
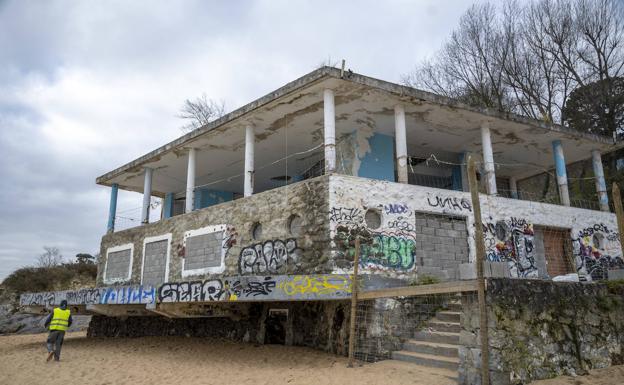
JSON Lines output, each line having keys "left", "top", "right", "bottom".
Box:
{"left": 44, "top": 300, "right": 73, "bottom": 362}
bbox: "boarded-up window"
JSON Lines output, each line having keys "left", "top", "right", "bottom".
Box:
{"left": 414, "top": 213, "right": 469, "bottom": 281}
{"left": 142, "top": 239, "right": 169, "bottom": 286}
{"left": 105, "top": 248, "right": 132, "bottom": 282}
{"left": 185, "top": 231, "right": 224, "bottom": 270}
{"left": 535, "top": 227, "right": 573, "bottom": 277}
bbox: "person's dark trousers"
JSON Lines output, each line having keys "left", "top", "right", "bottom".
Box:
{"left": 46, "top": 330, "right": 65, "bottom": 361}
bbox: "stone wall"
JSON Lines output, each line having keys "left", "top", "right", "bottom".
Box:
{"left": 459, "top": 279, "right": 624, "bottom": 385}
{"left": 98, "top": 176, "right": 330, "bottom": 287}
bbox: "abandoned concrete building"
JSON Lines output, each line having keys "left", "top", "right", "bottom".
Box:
{"left": 21, "top": 67, "right": 624, "bottom": 384}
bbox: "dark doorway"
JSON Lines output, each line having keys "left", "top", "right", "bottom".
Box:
{"left": 265, "top": 309, "right": 288, "bottom": 345}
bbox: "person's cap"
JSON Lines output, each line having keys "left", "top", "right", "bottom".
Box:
{"left": 60, "top": 300, "right": 68, "bottom": 308}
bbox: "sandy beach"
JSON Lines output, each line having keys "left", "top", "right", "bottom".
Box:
{"left": 0, "top": 331, "right": 622, "bottom": 385}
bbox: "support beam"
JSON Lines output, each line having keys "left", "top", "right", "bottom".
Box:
{"left": 481, "top": 123, "right": 497, "bottom": 195}
{"left": 394, "top": 105, "right": 408, "bottom": 184}
{"left": 244, "top": 124, "right": 255, "bottom": 197}
{"left": 163, "top": 192, "right": 174, "bottom": 219}
{"left": 509, "top": 177, "right": 519, "bottom": 199}
{"left": 552, "top": 140, "right": 570, "bottom": 206}
{"left": 186, "top": 148, "right": 196, "bottom": 213}
{"left": 323, "top": 89, "right": 336, "bottom": 174}
{"left": 592, "top": 150, "right": 609, "bottom": 211}
{"left": 141, "top": 168, "right": 153, "bottom": 224}
{"left": 107, "top": 183, "right": 118, "bottom": 233}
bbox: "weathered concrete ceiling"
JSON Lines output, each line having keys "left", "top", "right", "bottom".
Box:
{"left": 97, "top": 67, "right": 619, "bottom": 195}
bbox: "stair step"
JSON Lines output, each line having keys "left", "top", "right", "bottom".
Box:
{"left": 391, "top": 350, "right": 459, "bottom": 371}
{"left": 436, "top": 311, "right": 461, "bottom": 323}
{"left": 426, "top": 320, "right": 461, "bottom": 333}
{"left": 403, "top": 340, "right": 459, "bottom": 357}
{"left": 413, "top": 330, "right": 460, "bottom": 345}
{"left": 445, "top": 302, "right": 462, "bottom": 312}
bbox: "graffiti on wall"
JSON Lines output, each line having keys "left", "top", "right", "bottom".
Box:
{"left": 329, "top": 207, "right": 364, "bottom": 226}
{"left": 20, "top": 285, "right": 156, "bottom": 307}
{"left": 331, "top": 202, "right": 417, "bottom": 271}
{"left": 426, "top": 195, "right": 472, "bottom": 212}
{"left": 238, "top": 239, "right": 302, "bottom": 275}
{"left": 278, "top": 275, "right": 352, "bottom": 296}
{"left": 158, "top": 280, "right": 226, "bottom": 302}
{"left": 334, "top": 225, "right": 416, "bottom": 271}
{"left": 573, "top": 223, "right": 624, "bottom": 280}
{"left": 484, "top": 217, "right": 538, "bottom": 278}
{"left": 100, "top": 286, "right": 156, "bottom": 305}
{"left": 157, "top": 275, "right": 352, "bottom": 302}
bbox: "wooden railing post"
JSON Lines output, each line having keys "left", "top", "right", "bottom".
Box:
{"left": 468, "top": 155, "right": 490, "bottom": 385}
{"left": 347, "top": 237, "right": 361, "bottom": 368}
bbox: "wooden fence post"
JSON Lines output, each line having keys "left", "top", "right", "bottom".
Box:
{"left": 347, "top": 236, "right": 361, "bottom": 368}
{"left": 612, "top": 183, "right": 624, "bottom": 260}
{"left": 467, "top": 155, "right": 490, "bottom": 385}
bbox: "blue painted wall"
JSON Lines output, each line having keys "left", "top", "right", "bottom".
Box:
{"left": 194, "top": 188, "right": 234, "bottom": 210}
{"left": 163, "top": 193, "right": 174, "bottom": 219}
{"left": 357, "top": 133, "right": 395, "bottom": 182}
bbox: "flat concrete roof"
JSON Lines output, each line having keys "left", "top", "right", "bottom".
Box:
{"left": 96, "top": 66, "right": 619, "bottom": 193}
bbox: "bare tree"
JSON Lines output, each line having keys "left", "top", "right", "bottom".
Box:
{"left": 37, "top": 247, "right": 63, "bottom": 268}
{"left": 405, "top": 0, "right": 624, "bottom": 135}
{"left": 178, "top": 94, "right": 226, "bottom": 133}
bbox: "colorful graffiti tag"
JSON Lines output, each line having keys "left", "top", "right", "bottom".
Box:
{"left": 573, "top": 223, "right": 624, "bottom": 280}
{"left": 157, "top": 275, "right": 352, "bottom": 302}
{"left": 20, "top": 285, "right": 156, "bottom": 307}
{"left": 334, "top": 225, "right": 416, "bottom": 270}
{"left": 484, "top": 217, "right": 538, "bottom": 278}
{"left": 278, "top": 275, "right": 352, "bottom": 296}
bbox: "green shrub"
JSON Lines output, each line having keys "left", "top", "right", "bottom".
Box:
{"left": 1, "top": 262, "right": 97, "bottom": 295}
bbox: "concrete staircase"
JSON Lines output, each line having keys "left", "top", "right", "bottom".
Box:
{"left": 391, "top": 303, "right": 461, "bottom": 380}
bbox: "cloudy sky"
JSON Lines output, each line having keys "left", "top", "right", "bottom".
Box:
{"left": 0, "top": 0, "right": 476, "bottom": 280}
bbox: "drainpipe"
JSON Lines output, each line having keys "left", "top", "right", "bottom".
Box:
{"left": 552, "top": 140, "right": 570, "bottom": 206}
{"left": 186, "top": 148, "right": 196, "bottom": 213}
{"left": 244, "top": 124, "right": 255, "bottom": 197}
{"left": 107, "top": 183, "right": 118, "bottom": 233}
{"left": 394, "top": 105, "right": 408, "bottom": 184}
{"left": 592, "top": 150, "right": 609, "bottom": 211}
{"left": 323, "top": 89, "right": 336, "bottom": 174}
{"left": 481, "top": 123, "right": 497, "bottom": 195}
{"left": 141, "top": 167, "right": 153, "bottom": 224}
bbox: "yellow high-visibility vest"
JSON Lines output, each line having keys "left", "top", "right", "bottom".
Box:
{"left": 49, "top": 308, "right": 70, "bottom": 331}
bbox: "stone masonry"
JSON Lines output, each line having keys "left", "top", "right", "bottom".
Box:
{"left": 459, "top": 279, "right": 624, "bottom": 385}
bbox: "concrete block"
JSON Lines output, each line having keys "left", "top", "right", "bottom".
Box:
{"left": 459, "top": 263, "right": 476, "bottom": 280}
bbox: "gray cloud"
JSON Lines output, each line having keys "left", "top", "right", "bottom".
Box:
{"left": 0, "top": 0, "right": 474, "bottom": 280}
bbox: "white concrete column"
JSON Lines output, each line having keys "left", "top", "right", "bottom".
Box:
{"left": 592, "top": 150, "right": 609, "bottom": 211}
{"left": 185, "top": 148, "right": 196, "bottom": 213}
{"left": 394, "top": 105, "right": 408, "bottom": 184}
{"left": 509, "top": 177, "right": 519, "bottom": 199}
{"left": 481, "top": 122, "right": 497, "bottom": 195}
{"left": 460, "top": 151, "right": 470, "bottom": 192}
{"left": 141, "top": 167, "right": 153, "bottom": 224}
{"left": 323, "top": 89, "right": 336, "bottom": 174}
{"left": 244, "top": 124, "right": 255, "bottom": 197}
{"left": 552, "top": 140, "right": 570, "bottom": 206}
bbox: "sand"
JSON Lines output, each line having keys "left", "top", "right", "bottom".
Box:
{"left": 1, "top": 332, "right": 622, "bottom": 385}
{"left": 0, "top": 332, "right": 456, "bottom": 385}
